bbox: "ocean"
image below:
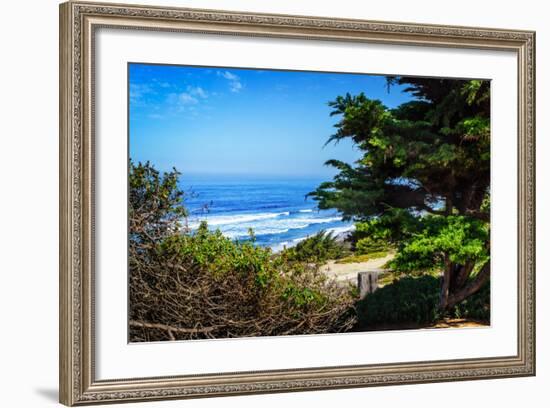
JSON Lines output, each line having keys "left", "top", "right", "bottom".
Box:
{"left": 181, "top": 176, "right": 353, "bottom": 251}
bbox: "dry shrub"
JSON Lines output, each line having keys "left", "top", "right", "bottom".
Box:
{"left": 129, "top": 226, "right": 356, "bottom": 341}
{"left": 128, "top": 161, "right": 356, "bottom": 342}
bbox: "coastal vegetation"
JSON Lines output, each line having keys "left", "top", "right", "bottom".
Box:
{"left": 281, "top": 231, "right": 349, "bottom": 264}
{"left": 308, "top": 76, "right": 491, "bottom": 313}
{"left": 129, "top": 161, "right": 356, "bottom": 342}
{"left": 128, "top": 75, "right": 491, "bottom": 342}
{"left": 356, "top": 276, "right": 489, "bottom": 330}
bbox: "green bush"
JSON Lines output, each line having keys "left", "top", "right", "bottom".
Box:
{"left": 282, "top": 231, "right": 348, "bottom": 264}
{"left": 130, "top": 223, "right": 357, "bottom": 341}
{"left": 355, "top": 236, "right": 389, "bottom": 255}
{"left": 355, "top": 275, "right": 490, "bottom": 329}
{"left": 161, "top": 222, "right": 277, "bottom": 286}
{"left": 352, "top": 218, "right": 395, "bottom": 255}
{"left": 356, "top": 275, "right": 440, "bottom": 327}
{"left": 128, "top": 162, "right": 357, "bottom": 341}
{"left": 452, "top": 282, "right": 490, "bottom": 321}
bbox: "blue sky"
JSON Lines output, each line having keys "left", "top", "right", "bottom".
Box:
{"left": 129, "top": 63, "right": 413, "bottom": 179}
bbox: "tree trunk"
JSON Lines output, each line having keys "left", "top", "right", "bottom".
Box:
{"left": 446, "top": 260, "right": 490, "bottom": 309}
{"left": 451, "top": 260, "right": 475, "bottom": 292}
{"left": 440, "top": 258, "right": 489, "bottom": 312}
{"left": 439, "top": 256, "right": 453, "bottom": 310}
{"left": 439, "top": 197, "right": 454, "bottom": 311}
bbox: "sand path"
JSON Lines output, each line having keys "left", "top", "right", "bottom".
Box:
{"left": 321, "top": 253, "right": 395, "bottom": 283}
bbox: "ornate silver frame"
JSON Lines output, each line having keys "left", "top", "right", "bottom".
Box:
{"left": 59, "top": 1, "right": 536, "bottom": 405}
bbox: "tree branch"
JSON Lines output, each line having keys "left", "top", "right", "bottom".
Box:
{"left": 452, "top": 260, "right": 475, "bottom": 291}
{"left": 129, "top": 320, "right": 218, "bottom": 336}
{"left": 446, "top": 260, "right": 490, "bottom": 309}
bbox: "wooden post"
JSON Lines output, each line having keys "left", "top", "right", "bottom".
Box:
{"left": 358, "top": 271, "right": 378, "bottom": 299}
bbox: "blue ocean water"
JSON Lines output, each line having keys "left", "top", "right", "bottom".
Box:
{"left": 181, "top": 176, "right": 353, "bottom": 250}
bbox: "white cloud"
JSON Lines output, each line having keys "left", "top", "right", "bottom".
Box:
{"left": 187, "top": 85, "right": 208, "bottom": 99}
{"left": 129, "top": 83, "right": 152, "bottom": 104}
{"left": 217, "top": 70, "right": 243, "bottom": 93}
{"left": 220, "top": 71, "right": 238, "bottom": 81}
{"left": 165, "top": 87, "right": 207, "bottom": 109}
{"left": 151, "top": 78, "right": 172, "bottom": 89}
{"left": 178, "top": 92, "right": 198, "bottom": 105}
{"left": 229, "top": 81, "right": 242, "bottom": 93}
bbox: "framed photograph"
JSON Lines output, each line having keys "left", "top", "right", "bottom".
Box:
{"left": 59, "top": 1, "right": 536, "bottom": 405}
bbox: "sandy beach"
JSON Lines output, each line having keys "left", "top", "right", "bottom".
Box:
{"left": 321, "top": 253, "right": 394, "bottom": 283}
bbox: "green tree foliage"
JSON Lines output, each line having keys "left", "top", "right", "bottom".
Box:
{"left": 282, "top": 231, "right": 348, "bottom": 264}
{"left": 353, "top": 219, "right": 392, "bottom": 255}
{"left": 308, "top": 77, "right": 491, "bottom": 311}
{"left": 128, "top": 162, "right": 356, "bottom": 341}
{"left": 129, "top": 160, "right": 187, "bottom": 245}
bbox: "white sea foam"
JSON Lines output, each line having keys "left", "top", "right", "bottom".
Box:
{"left": 235, "top": 216, "right": 341, "bottom": 237}
{"left": 298, "top": 209, "right": 313, "bottom": 213}
{"left": 187, "top": 211, "right": 290, "bottom": 229}
{"left": 266, "top": 216, "right": 342, "bottom": 229}
{"left": 270, "top": 241, "right": 289, "bottom": 252}
{"left": 270, "top": 237, "right": 308, "bottom": 252}
{"left": 270, "top": 225, "right": 355, "bottom": 252}
{"left": 223, "top": 228, "right": 290, "bottom": 239}
{"left": 189, "top": 214, "right": 344, "bottom": 239}
{"left": 325, "top": 225, "right": 356, "bottom": 236}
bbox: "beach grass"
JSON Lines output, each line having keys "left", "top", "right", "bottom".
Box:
{"left": 335, "top": 250, "right": 389, "bottom": 265}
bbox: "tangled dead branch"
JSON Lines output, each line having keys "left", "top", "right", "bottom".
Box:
{"left": 129, "top": 239, "right": 356, "bottom": 342}
{"left": 127, "top": 161, "right": 357, "bottom": 342}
